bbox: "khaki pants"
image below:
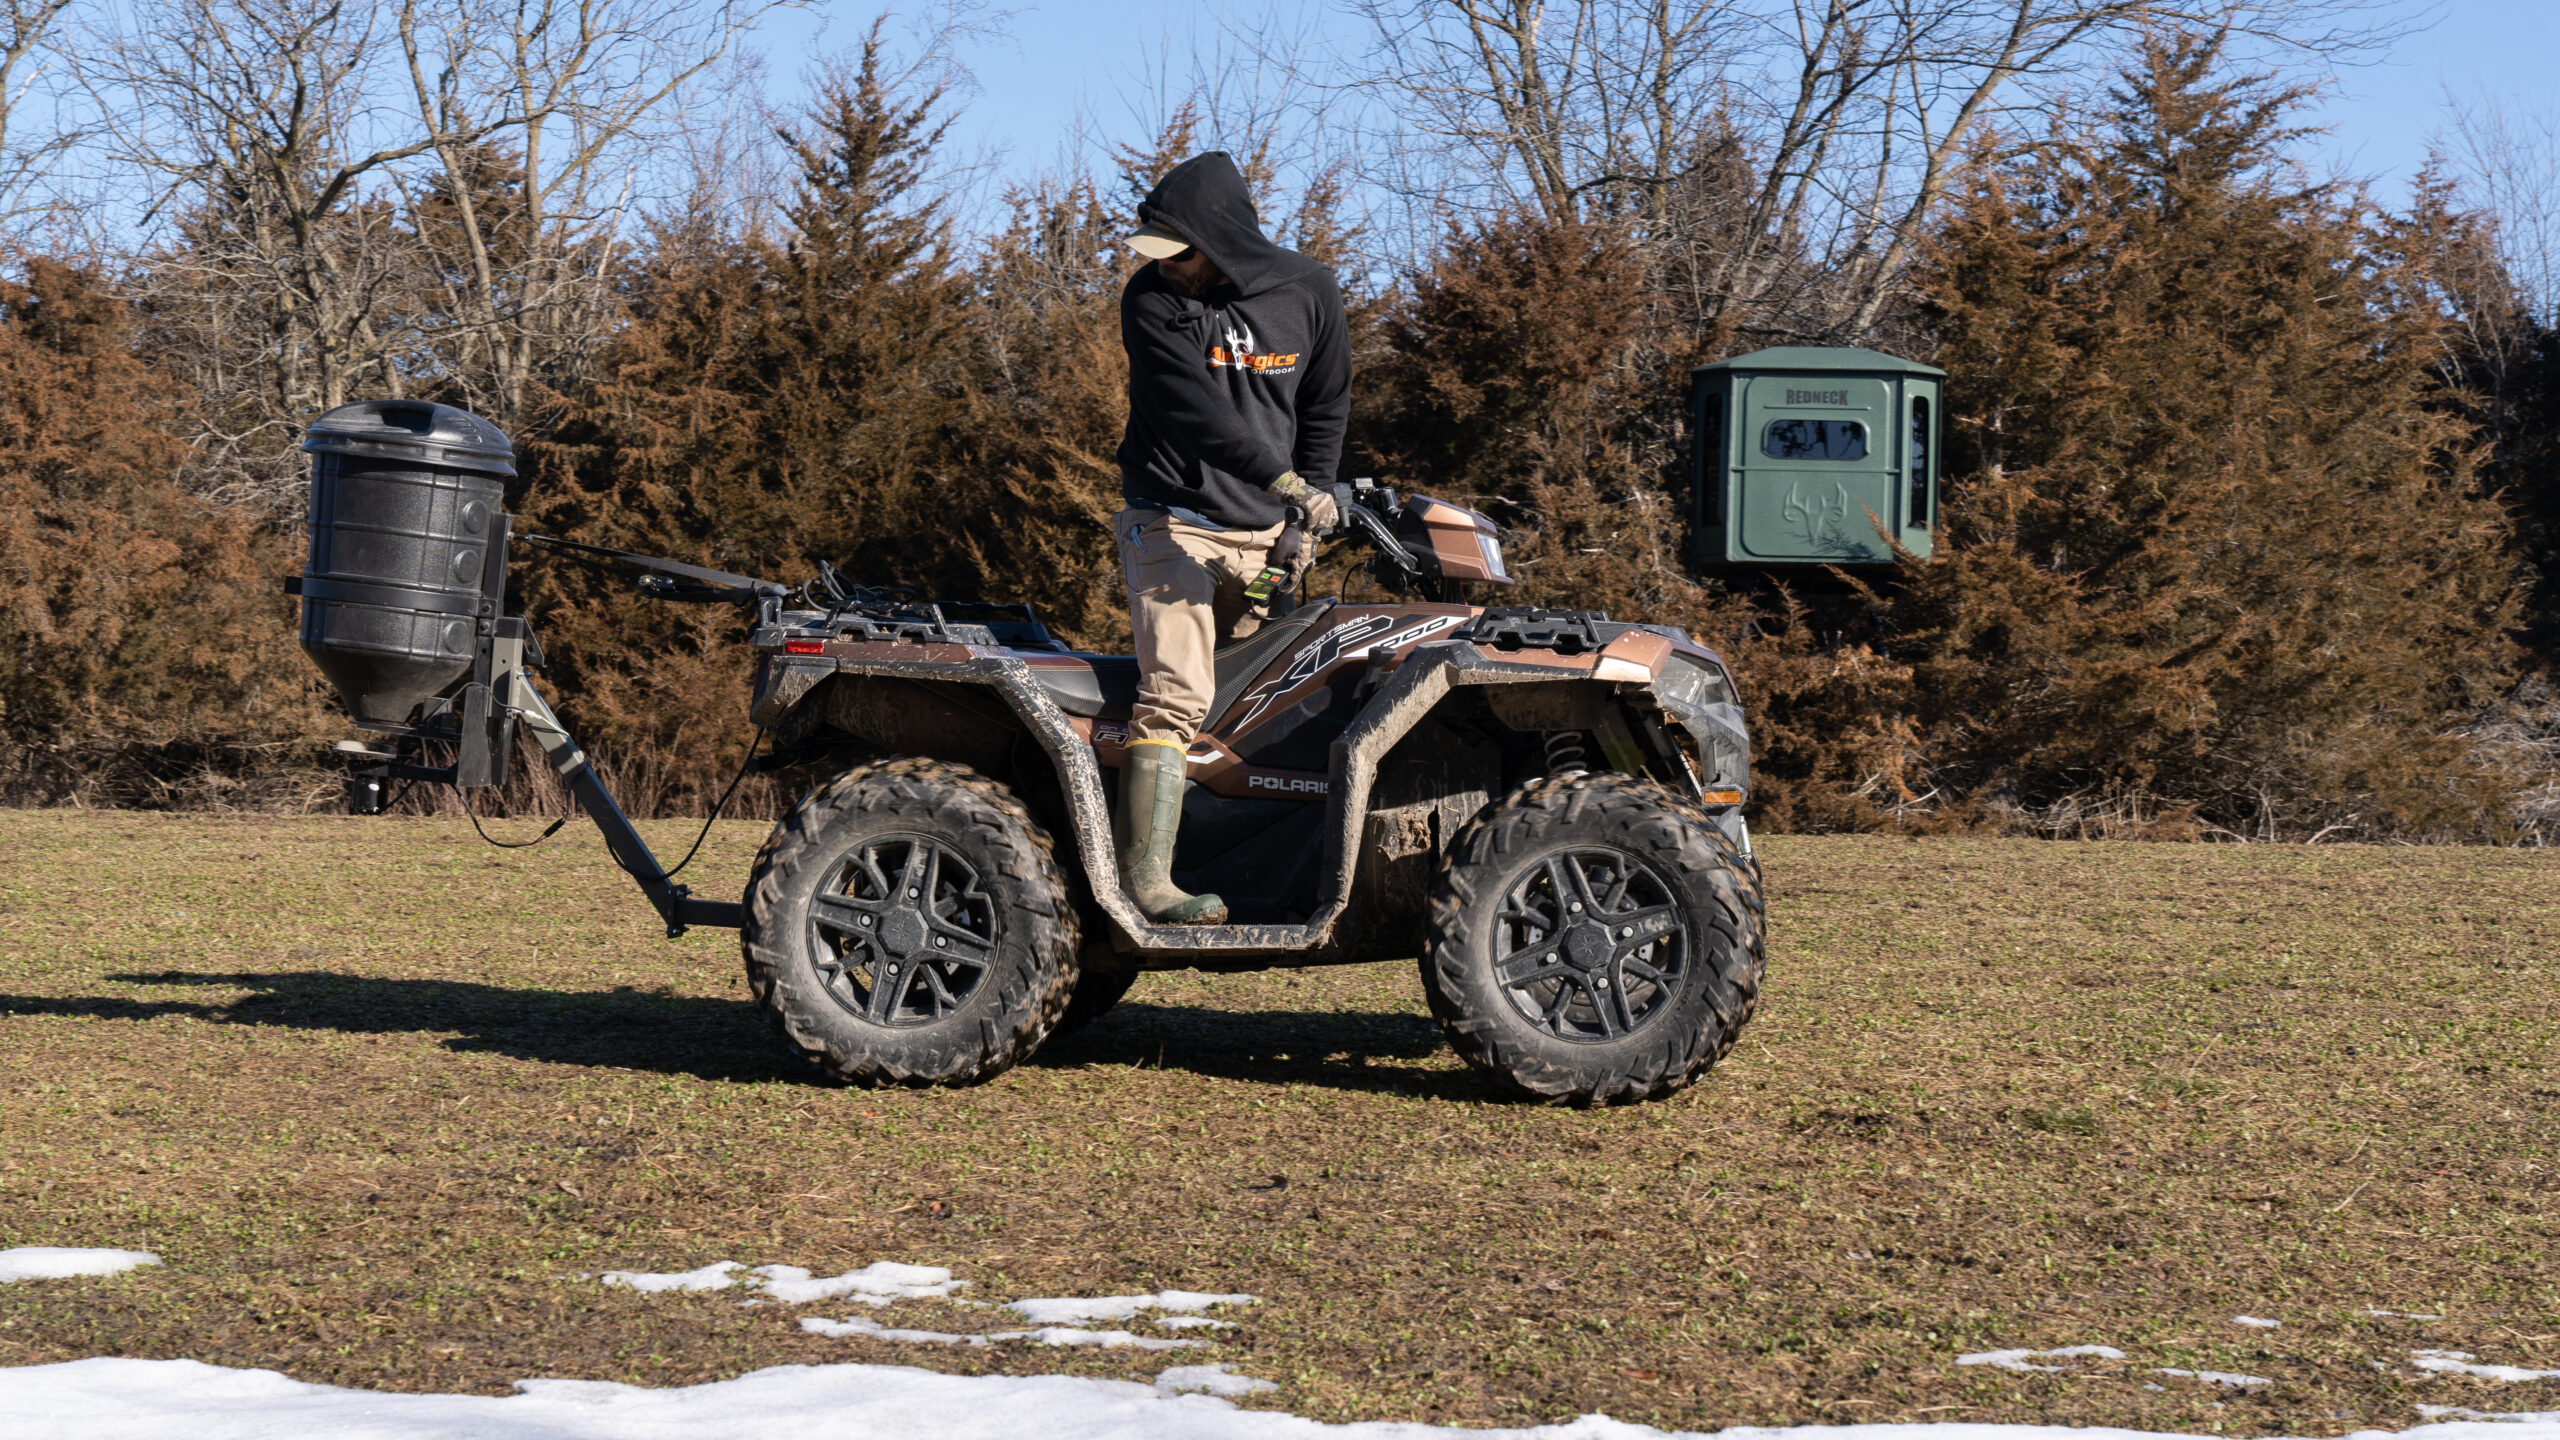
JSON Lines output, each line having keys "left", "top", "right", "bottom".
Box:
{"left": 1116, "top": 508, "right": 1284, "bottom": 744}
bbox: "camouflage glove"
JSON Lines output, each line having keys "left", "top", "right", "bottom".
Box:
{"left": 1269, "top": 471, "right": 1339, "bottom": 533}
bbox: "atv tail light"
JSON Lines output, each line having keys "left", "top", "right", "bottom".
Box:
{"left": 783, "top": 639, "right": 826, "bottom": 656}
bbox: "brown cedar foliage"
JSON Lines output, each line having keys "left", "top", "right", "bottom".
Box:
{"left": 1354, "top": 34, "right": 2524, "bottom": 839}
{"left": 939, "top": 176, "right": 1141, "bottom": 653}
{"left": 10, "top": 29, "right": 2534, "bottom": 837}
{"left": 517, "top": 33, "right": 973, "bottom": 812}
{"left": 0, "top": 259, "right": 329, "bottom": 806}
{"left": 1888, "top": 33, "right": 2519, "bottom": 838}
{"left": 1350, "top": 212, "right": 1922, "bottom": 830}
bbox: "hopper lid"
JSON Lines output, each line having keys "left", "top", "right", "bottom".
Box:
{"left": 303, "top": 400, "right": 516, "bottom": 476}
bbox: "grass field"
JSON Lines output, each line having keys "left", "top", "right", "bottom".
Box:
{"left": 0, "top": 811, "right": 2553, "bottom": 1435}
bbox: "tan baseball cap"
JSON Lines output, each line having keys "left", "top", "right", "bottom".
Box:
{"left": 1126, "top": 215, "right": 1193, "bottom": 259}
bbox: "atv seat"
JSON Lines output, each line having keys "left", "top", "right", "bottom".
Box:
{"left": 1026, "top": 601, "right": 1333, "bottom": 726}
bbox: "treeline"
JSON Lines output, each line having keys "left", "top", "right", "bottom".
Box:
{"left": 4, "top": 18, "right": 2559, "bottom": 841}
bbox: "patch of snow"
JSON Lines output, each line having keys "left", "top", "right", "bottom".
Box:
{"left": 2374, "top": 1310, "right": 2447, "bottom": 1321}
{"left": 2153, "top": 1369, "right": 2271, "bottom": 1388}
{"left": 1158, "top": 1316, "right": 1237, "bottom": 1330}
{"left": 598, "top": 1260, "right": 966, "bottom": 1306}
{"left": 10, "top": 1356, "right": 2560, "bottom": 1440}
{"left": 1955, "top": 1345, "right": 2126, "bottom": 1373}
{"left": 1154, "top": 1365, "right": 1277, "bottom": 1398}
{"left": 1006, "top": 1291, "right": 1258, "bottom": 1325}
{"left": 798, "top": 1316, "right": 978, "bottom": 1345}
{"left": 1019, "top": 1326, "right": 1204, "bottom": 1352}
{"left": 598, "top": 1261, "right": 744, "bottom": 1294}
{"left": 1158, "top": 1290, "right": 1258, "bottom": 1312}
{"left": 748, "top": 1263, "right": 967, "bottom": 1306}
{"left": 2420, "top": 1406, "right": 2560, "bottom": 1424}
{"left": 2230, "top": 1316, "right": 2279, "bottom": 1329}
{"left": 0, "top": 1248, "right": 159, "bottom": 1283}
{"left": 800, "top": 1315, "right": 1204, "bottom": 1351}
{"left": 2415, "top": 1351, "right": 2560, "bottom": 1383}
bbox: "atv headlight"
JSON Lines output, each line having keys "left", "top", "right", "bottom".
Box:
{"left": 1475, "top": 531, "right": 1509, "bottom": 582}
{"left": 1650, "top": 653, "right": 1734, "bottom": 716}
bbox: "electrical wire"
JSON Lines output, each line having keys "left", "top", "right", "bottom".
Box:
{"left": 657, "top": 723, "right": 769, "bottom": 881}
{"left": 459, "top": 724, "right": 765, "bottom": 877}
{"left": 465, "top": 787, "right": 571, "bottom": 849}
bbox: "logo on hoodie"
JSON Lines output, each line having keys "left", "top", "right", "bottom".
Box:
{"left": 1207, "top": 318, "right": 1299, "bottom": 376}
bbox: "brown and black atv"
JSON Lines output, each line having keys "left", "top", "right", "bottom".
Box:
{"left": 296, "top": 401, "right": 1764, "bottom": 1105}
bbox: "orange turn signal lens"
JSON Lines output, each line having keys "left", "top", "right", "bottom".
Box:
{"left": 1699, "top": 789, "right": 1744, "bottom": 805}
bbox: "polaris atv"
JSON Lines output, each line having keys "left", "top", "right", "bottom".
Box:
{"left": 297, "top": 401, "right": 1764, "bottom": 1105}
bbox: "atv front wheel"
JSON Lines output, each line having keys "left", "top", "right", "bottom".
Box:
{"left": 1422, "top": 774, "right": 1764, "bottom": 1105}
{"left": 742, "top": 758, "right": 1078, "bottom": 1085}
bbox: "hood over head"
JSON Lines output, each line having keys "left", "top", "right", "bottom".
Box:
{"left": 1133, "top": 152, "right": 1314, "bottom": 297}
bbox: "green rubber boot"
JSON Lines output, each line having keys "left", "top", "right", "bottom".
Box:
{"left": 1115, "top": 740, "right": 1227, "bottom": 925}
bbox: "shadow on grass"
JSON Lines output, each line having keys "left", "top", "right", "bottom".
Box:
{"left": 1036, "top": 1001, "right": 1490, "bottom": 1101}
{"left": 5, "top": 971, "right": 809, "bottom": 1085}
{"left": 1, "top": 973, "right": 1493, "bottom": 1099}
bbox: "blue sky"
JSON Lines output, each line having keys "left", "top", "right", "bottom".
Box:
{"left": 2308, "top": 1, "right": 2560, "bottom": 193}
{"left": 746, "top": 0, "right": 2559, "bottom": 212}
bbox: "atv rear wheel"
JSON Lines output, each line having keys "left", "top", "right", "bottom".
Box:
{"left": 1422, "top": 774, "right": 1764, "bottom": 1105}
{"left": 743, "top": 758, "right": 1078, "bottom": 1086}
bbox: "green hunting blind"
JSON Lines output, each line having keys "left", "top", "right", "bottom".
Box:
{"left": 1689, "top": 346, "right": 1944, "bottom": 567}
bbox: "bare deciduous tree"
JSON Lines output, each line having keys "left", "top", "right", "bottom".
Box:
{"left": 0, "top": 0, "right": 77, "bottom": 229}
{"left": 396, "top": 0, "right": 794, "bottom": 430}
{"left": 2447, "top": 90, "right": 2560, "bottom": 327}
{"left": 74, "top": 0, "right": 788, "bottom": 509}
{"left": 82, "top": 0, "right": 514, "bottom": 509}
{"left": 1329, "top": 0, "right": 2399, "bottom": 342}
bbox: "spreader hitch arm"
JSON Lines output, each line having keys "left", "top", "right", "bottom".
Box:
{"left": 499, "top": 665, "right": 742, "bottom": 937}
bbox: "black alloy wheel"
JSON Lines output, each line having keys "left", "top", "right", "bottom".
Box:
{"left": 742, "top": 757, "right": 1079, "bottom": 1086}
{"left": 809, "top": 835, "right": 1000, "bottom": 1026}
{"left": 1422, "top": 773, "right": 1764, "bottom": 1105}
{"left": 1490, "top": 848, "right": 1686, "bottom": 1043}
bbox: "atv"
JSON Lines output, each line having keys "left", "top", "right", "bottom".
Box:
{"left": 296, "top": 401, "right": 1765, "bottom": 1105}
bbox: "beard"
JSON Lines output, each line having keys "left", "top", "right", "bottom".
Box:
{"left": 1161, "top": 261, "right": 1227, "bottom": 298}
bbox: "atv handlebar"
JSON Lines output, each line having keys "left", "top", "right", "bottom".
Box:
{"left": 1339, "top": 486, "right": 1422, "bottom": 575}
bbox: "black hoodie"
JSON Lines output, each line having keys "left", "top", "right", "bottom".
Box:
{"left": 1117, "top": 152, "right": 1351, "bottom": 530}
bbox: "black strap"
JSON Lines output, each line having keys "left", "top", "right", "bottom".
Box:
{"left": 293, "top": 574, "right": 487, "bottom": 617}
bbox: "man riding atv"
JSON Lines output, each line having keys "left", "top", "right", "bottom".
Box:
{"left": 294, "top": 160, "right": 1766, "bottom": 1104}
{"left": 1115, "top": 151, "right": 1352, "bottom": 926}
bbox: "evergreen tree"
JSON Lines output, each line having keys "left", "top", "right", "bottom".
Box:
{"left": 0, "top": 259, "right": 325, "bottom": 805}
{"left": 943, "top": 175, "right": 1136, "bottom": 649}
{"left": 520, "top": 30, "right": 971, "bottom": 809}
{"left": 1897, "top": 32, "right": 2520, "bottom": 837}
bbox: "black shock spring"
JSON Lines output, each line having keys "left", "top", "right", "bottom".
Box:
{"left": 1544, "top": 730, "right": 1589, "bottom": 777}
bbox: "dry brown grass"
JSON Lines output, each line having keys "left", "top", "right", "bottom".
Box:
{"left": 0, "top": 812, "right": 2553, "bottom": 1434}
